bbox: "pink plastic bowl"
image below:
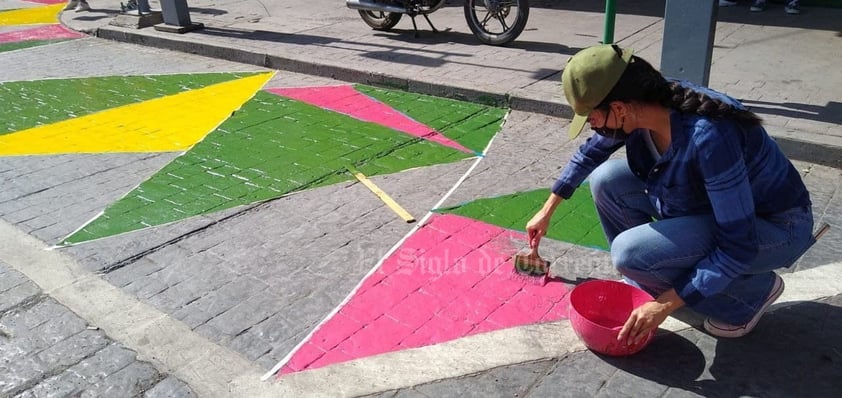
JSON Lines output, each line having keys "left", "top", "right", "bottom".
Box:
{"left": 569, "top": 279, "right": 655, "bottom": 356}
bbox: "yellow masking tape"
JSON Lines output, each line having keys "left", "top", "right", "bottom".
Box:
{"left": 347, "top": 167, "right": 415, "bottom": 223}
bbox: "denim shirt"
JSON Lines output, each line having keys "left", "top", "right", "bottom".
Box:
{"left": 551, "top": 83, "right": 811, "bottom": 305}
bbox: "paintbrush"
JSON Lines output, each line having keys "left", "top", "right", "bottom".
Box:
{"left": 512, "top": 244, "right": 551, "bottom": 285}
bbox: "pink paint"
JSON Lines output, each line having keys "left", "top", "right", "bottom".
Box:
{"left": 277, "top": 214, "right": 571, "bottom": 376}
{"left": 0, "top": 24, "right": 83, "bottom": 44}
{"left": 266, "top": 86, "right": 474, "bottom": 154}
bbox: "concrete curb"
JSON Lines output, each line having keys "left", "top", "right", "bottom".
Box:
{"left": 93, "top": 26, "right": 569, "bottom": 116}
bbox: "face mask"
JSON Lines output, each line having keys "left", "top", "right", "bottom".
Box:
{"left": 592, "top": 107, "right": 627, "bottom": 141}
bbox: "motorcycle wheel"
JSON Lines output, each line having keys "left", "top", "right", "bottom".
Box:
{"left": 358, "top": 10, "right": 403, "bottom": 30}
{"left": 464, "top": 0, "right": 529, "bottom": 46}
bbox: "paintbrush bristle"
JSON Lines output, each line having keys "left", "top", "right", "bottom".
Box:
{"left": 513, "top": 248, "right": 550, "bottom": 276}
{"left": 511, "top": 248, "right": 551, "bottom": 286}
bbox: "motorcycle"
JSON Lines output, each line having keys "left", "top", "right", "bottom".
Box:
{"left": 346, "top": 0, "right": 529, "bottom": 46}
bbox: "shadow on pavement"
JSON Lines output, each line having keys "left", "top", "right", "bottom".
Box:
{"left": 600, "top": 300, "right": 842, "bottom": 397}
{"left": 370, "top": 29, "right": 582, "bottom": 54}
{"left": 529, "top": 0, "right": 841, "bottom": 32}
{"left": 187, "top": 7, "right": 228, "bottom": 16}
{"left": 197, "top": 26, "right": 568, "bottom": 74}
{"left": 744, "top": 99, "right": 842, "bottom": 126}
{"left": 198, "top": 27, "right": 335, "bottom": 45}
{"left": 74, "top": 9, "right": 119, "bottom": 22}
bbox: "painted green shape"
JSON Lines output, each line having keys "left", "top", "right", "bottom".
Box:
{"left": 436, "top": 186, "right": 609, "bottom": 250}
{"left": 0, "top": 72, "right": 261, "bottom": 135}
{"left": 0, "top": 39, "right": 69, "bottom": 53}
{"left": 63, "top": 91, "right": 471, "bottom": 245}
{"left": 354, "top": 85, "right": 507, "bottom": 154}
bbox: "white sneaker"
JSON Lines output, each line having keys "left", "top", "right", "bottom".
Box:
{"left": 75, "top": 1, "right": 90, "bottom": 11}
{"left": 784, "top": 5, "right": 801, "bottom": 14}
{"left": 63, "top": 0, "right": 78, "bottom": 10}
{"left": 750, "top": 0, "right": 767, "bottom": 11}
{"left": 704, "top": 273, "right": 784, "bottom": 338}
{"left": 719, "top": 0, "right": 738, "bottom": 6}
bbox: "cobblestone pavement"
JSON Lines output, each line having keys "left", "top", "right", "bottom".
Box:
{"left": 1, "top": 260, "right": 197, "bottom": 397}
{"left": 1, "top": 0, "right": 841, "bottom": 397}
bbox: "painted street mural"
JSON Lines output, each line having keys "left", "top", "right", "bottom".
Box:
{"left": 277, "top": 213, "right": 574, "bottom": 374}
{"left": 2, "top": 11, "right": 608, "bottom": 377}
{"left": 0, "top": 0, "right": 83, "bottom": 53}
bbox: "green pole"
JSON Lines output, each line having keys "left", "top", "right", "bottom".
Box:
{"left": 603, "top": 0, "right": 616, "bottom": 44}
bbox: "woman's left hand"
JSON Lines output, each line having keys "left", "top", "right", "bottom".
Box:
{"left": 617, "top": 301, "right": 670, "bottom": 346}
{"left": 618, "top": 288, "right": 686, "bottom": 346}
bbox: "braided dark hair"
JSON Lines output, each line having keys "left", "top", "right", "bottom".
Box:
{"left": 597, "top": 55, "right": 762, "bottom": 127}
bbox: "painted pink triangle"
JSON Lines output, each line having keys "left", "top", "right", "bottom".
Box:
{"left": 276, "top": 213, "right": 571, "bottom": 376}
{"left": 266, "top": 85, "right": 475, "bottom": 154}
{"left": 0, "top": 24, "right": 84, "bottom": 44}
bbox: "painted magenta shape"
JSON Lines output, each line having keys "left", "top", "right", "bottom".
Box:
{"left": 0, "top": 24, "right": 83, "bottom": 43}
{"left": 266, "top": 85, "right": 474, "bottom": 154}
{"left": 277, "top": 214, "right": 571, "bottom": 376}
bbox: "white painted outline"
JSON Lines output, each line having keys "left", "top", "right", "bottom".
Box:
{"left": 262, "top": 115, "right": 507, "bottom": 380}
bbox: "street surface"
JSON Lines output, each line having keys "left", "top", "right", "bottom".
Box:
{"left": 1, "top": 0, "right": 841, "bottom": 397}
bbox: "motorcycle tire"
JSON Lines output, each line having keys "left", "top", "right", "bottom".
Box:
{"left": 358, "top": 10, "right": 403, "bottom": 30}
{"left": 464, "top": 0, "right": 529, "bottom": 46}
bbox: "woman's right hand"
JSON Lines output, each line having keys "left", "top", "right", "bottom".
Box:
{"left": 526, "top": 210, "right": 551, "bottom": 249}
{"left": 526, "top": 193, "right": 563, "bottom": 248}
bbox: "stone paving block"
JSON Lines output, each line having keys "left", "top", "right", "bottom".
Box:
{"left": 1, "top": 298, "right": 86, "bottom": 356}
{"left": 193, "top": 322, "right": 228, "bottom": 346}
{"left": 256, "top": 344, "right": 300, "bottom": 372}
{"left": 141, "top": 243, "right": 202, "bottom": 271}
{"left": 145, "top": 263, "right": 232, "bottom": 313}
{"left": 31, "top": 310, "right": 88, "bottom": 354}
{"left": 0, "top": 280, "right": 40, "bottom": 314}
{"left": 1, "top": 298, "right": 56, "bottom": 332}
{"left": 524, "top": 354, "right": 617, "bottom": 398}
{"left": 409, "top": 360, "right": 554, "bottom": 398}
{"left": 103, "top": 257, "right": 167, "bottom": 288}
{"left": 203, "top": 290, "right": 286, "bottom": 337}
{"left": 600, "top": 370, "right": 669, "bottom": 397}
{"left": 123, "top": 277, "right": 169, "bottom": 301}
{"left": 19, "top": 215, "right": 59, "bottom": 235}
{"left": 0, "top": 198, "right": 32, "bottom": 219}
{"left": 388, "top": 390, "right": 427, "bottom": 398}
{"left": 3, "top": 206, "right": 44, "bottom": 225}
{"left": 35, "top": 329, "right": 108, "bottom": 370}
{"left": 0, "top": 356, "right": 49, "bottom": 397}
{"left": 171, "top": 275, "right": 269, "bottom": 328}
{"left": 228, "top": 329, "right": 274, "bottom": 362}
{"left": 663, "top": 389, "right": 706, "bottom": 398}
{"left": 13, "top": 343, "right": 145, "bottom": 398}
{"left": 0, "top": 262, "right": 26, "bottom": 291}
{"left": 80, "top": 361, "right": 161, "bottom": 398}
{"left": 72, "top": 344, "right": 137, "bottom": 383}
{"left": 15, "top": 370, "right": 88, "bottom": 398}
{"left": 143, "top": 376, "right": 197, "bottom": 398}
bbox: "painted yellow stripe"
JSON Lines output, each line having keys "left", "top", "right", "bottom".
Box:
{"left": 0, "top": 3, "right": 64, "bottom": 26}
{"left": 0, "top": 72, "right": 275, "bottom": 155}
{"left": 347, "top": 166, "right": 415, "bottom": 223}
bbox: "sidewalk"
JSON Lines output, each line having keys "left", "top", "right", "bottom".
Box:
{"left": 62, "top": 0, "right": 842, "bottom": 167}
{"left": 1, "top": 0, "right": 840, "bottom": 396}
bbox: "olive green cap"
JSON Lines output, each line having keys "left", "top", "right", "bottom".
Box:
{"left": 562, "top": 45, "right": 633, "bottom": 139}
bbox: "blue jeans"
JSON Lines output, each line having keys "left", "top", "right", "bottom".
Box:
{"left": 589, "top": 160, "right": 814, "bottom": 324}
